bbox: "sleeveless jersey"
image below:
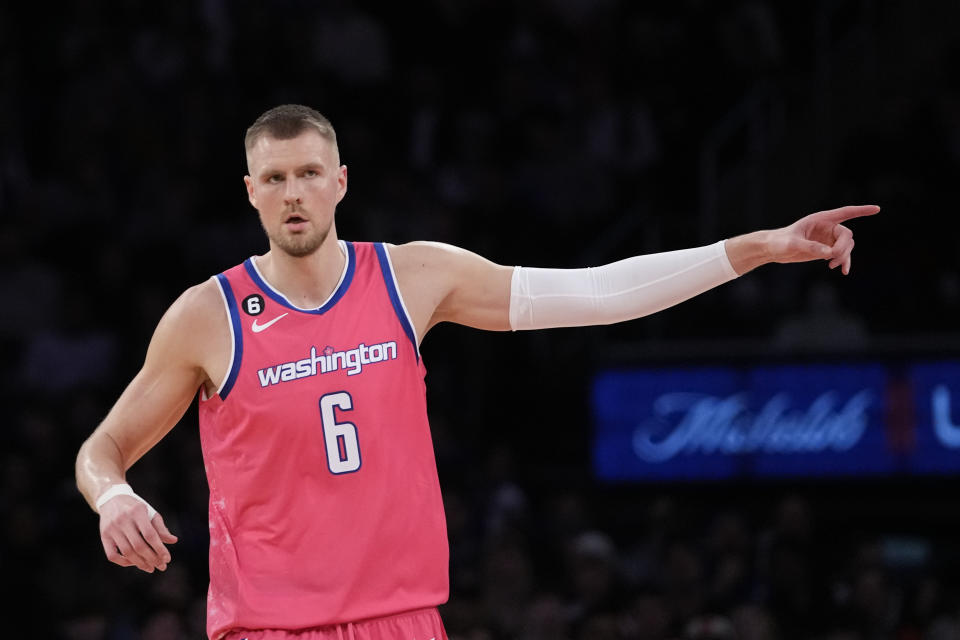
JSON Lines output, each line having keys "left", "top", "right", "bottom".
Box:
{"left": 197, "top": 241, "right": 449, "bottom": 640}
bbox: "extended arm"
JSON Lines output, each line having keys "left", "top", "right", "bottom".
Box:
{"left": 390, "top": 205, "right": 878, "bottom": 337}
{"left": 75, "top": 280, "right": 226, "bottom": 573}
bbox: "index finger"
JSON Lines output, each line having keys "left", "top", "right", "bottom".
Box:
{"left": 818, "top": 205, "right": 880, "bottom": 224}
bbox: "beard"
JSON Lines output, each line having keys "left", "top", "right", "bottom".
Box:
{"left": 263, "top": 219, "right": 330, "bottom": 258}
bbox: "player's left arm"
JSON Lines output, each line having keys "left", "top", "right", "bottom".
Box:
{"left": 389, "top": 204, "right": 879, "bottom": 339}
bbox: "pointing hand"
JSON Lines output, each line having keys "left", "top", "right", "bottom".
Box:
{"left": 767, "top": 205, "right": 880, "bottom": 275}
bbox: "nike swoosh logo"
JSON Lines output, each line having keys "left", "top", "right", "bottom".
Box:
{"left": 251, "top": 313, "right": 288, "bottom": 333}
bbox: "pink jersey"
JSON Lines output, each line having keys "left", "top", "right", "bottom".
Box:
{"left": 198, "top": 241, "right": 449, "bottom": 640}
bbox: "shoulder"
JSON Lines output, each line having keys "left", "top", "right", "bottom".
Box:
{"left": 385, "top": 241, "right": 514, "bottom": 288}
{"left": 149, "top": 278, "right": 228, "bottom": 362}
{"left": 385, "top": 241, "right": 499, "bottom": 298}
{"left": 383, "top": 241, "right": 514, "bottom": 332}
{"left": 165, "top": 278, "right": 225, "bottom": 328}
{"left": 380, "top": 243, "right": 486, "bottom": 333}
{"left": 386, "top": 241, "right": 486, "bottom": 276}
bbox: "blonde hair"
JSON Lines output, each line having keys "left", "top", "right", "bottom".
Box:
{"left": 244, "top": 104, "right": 338, "bottom": 161}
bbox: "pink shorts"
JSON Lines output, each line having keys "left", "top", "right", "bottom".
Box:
{"left": 222, "top": 607, "right": 448, "bottom": 640}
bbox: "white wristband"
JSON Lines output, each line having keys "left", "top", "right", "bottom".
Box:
{"left": 95, "top": 483, "right": 158, "bottom": 519}
{"left": 509, "top": 240, "right": 739, "bottom": 330}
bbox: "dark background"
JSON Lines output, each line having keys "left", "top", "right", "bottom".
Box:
{"left": 2, "top": 1, "right": 959, "bottom": 638}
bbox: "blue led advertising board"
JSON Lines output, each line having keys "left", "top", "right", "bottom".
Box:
{"left": 591, "top": 360, "right": 960, "bottom": 482}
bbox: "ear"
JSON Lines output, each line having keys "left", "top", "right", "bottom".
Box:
{"left": 244, "top": 175, "right": 257, "bottom": 209}
{"left": 336, "top": 165, "right": 348, "bottom": 205}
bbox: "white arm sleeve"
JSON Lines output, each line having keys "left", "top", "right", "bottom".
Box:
{"left": 509, "top": 240, "right": 739, "bottom": 330}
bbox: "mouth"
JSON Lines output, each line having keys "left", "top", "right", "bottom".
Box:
{"left": 284, "top": 214, "right": 309, "bottom": 231}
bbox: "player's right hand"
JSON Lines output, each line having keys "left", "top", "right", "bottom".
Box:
{"left": 98, "top": 496, "right": 178, "bottom": 573}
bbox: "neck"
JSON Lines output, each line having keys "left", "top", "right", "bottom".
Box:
{"left": 257, "top": 232, "right": 346, "bottom": 308}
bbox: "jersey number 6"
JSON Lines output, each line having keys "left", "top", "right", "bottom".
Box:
{"left": 319, "top": 392, "right": 362, "bottom": 474}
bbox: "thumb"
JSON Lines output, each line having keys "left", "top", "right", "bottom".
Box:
{"left": 152, "top": 513, "right": 179, "bottom": 544}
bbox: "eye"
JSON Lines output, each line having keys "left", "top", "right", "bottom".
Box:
{"left": 304, "top": 169, "right": 319, "bottom": 178}
{"left": 267, "top": 174, "right": 283, "bottom": 184}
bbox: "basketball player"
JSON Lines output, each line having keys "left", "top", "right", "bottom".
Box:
{"left": 76, "top": 104, "right": 877, "bottom": 640}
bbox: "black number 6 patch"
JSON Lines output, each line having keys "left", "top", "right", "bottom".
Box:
{"left": 242, "top": 294, "right": 265, "bottom": 316}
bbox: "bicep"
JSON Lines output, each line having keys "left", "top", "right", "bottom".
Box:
{"left": 435, "top": 254, "right": 514, "bottom": 331}
{"left": 391, "top": 242, "right": 515, "bottom": 335}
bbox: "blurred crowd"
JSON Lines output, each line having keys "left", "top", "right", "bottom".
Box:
{"left": 37, "top": 470, "right": 960, "bottom": 640}
{"left": 2, "top": 1, "right": 959, "bottom": 638}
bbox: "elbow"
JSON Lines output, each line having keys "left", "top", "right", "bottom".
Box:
{"left": 75, "top": 436, "right": 94, "bottom": 492}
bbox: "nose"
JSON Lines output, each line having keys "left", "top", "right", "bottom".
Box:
{"left": 283, "top": 179, "right": 302, "bottom": 206}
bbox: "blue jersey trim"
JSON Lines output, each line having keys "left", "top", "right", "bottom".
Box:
{"left": 374, "top": 243, "right": 419, "bottom": 362}
{"left": 216, "top": 274, "right": 243, "bottom": 400}
{"left": 243, "top": 242, "right": 356, "bottom": 314}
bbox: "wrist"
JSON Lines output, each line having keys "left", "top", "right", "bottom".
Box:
{"left": 95, "top": 483, "right": 134, "bottom": 512}
{"left": 95, "top": 483, "right": 157, "bottom": 519}
{"left": 724, "top": 230, "right": 774, "bottom": 275}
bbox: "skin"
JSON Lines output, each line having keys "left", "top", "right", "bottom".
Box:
{"left": 75, "top": 128, "right": 878, "bottom": 573}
